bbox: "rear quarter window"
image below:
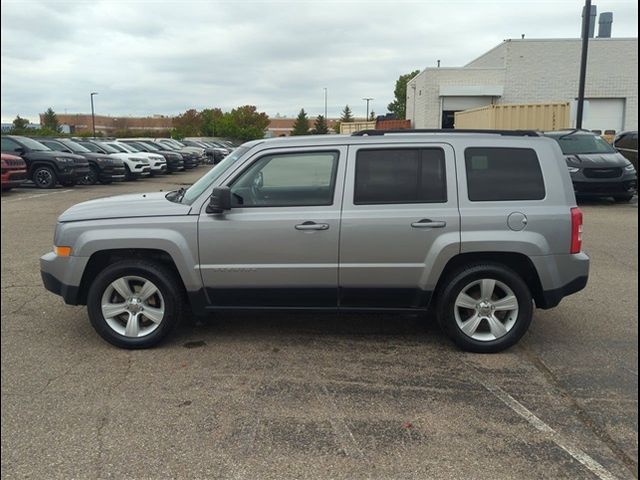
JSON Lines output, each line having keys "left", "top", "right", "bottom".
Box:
{"left": 465, "top": 147, "right": 545, "bottom": 201}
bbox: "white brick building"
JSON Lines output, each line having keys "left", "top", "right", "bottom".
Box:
{"left": 406, "top": 37, "right": 638, "bottom": 132}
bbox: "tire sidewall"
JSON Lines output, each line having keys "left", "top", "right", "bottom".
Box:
{"left": 33, "top": 166, "right": 57, "bottom": 189}
{"left": 438, "top": 264, "right": 533, "bottom": 353}
{"left": 87, "top": 261, "right": 181, "bottom": 348}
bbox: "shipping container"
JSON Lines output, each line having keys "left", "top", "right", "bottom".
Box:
{"left": 340, "top": 121, "right": 376, "bottom": 134}
{"left": 376, "top": 119, "right": 411, "bottom": 130}
{"left": 454, "top": 102, "right": 570, "bottom": 131}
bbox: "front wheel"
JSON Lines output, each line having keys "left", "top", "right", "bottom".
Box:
{"left": 83, "top": 165, "right": 99, "bottom": 185}
{"left": 124, "top": 165, "right": 137, "bottom": 181}
{"left": 32, "top": 166, "right": 57, "bottom": 189}
{"left": 437, "top": 263, "right": 533, "bottom": 353}
{"left": 86, "top": 260, "right": 183, "bottom": 348}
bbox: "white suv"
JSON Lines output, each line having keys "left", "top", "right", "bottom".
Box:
{"left": 105, "top": 141, "right": 167, "bottom": 176}
{"left": 76, "top": 140, "right": 151, "bottom": 180}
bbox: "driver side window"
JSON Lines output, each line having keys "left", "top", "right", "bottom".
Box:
{"left": 229, "top": 151, "right": 339, "bottom": 207}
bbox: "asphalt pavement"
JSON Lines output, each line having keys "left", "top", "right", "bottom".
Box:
{"left": 1, "top": 170, "right": 637, "bottom": 479}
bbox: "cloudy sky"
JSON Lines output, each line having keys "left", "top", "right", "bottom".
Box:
{"left": 1, "top": 0, "right": 637, "bottom": 123}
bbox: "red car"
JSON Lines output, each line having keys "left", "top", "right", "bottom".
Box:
{"left": 1, "top": 153, "right": 28, "bottom": 190}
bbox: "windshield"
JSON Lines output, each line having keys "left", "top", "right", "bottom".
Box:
{"left": 94, "top": 142, "right": 119, "bottom": 153}
{"left": 78, "top": 141, "right": 99, "bottom": 152}
{"left": 60, "top": 140, "right": 91, "bottom": 153}
{"left": 17, "top": 137, "right": 51, "bottom": 151}
{"left": 115, "top": 142, "right": 137, "bottom": 153}
{"left": 140, "top": 142, "right": 162, "bottom": 151}
{"left": 180, "top": 145, "right": 253, "bottom": 205}
{"left": 106, "top": 142, "right": 128, "bottom": 153}
{"left": 549, "top": 134, "right": 616, "bottom": 155}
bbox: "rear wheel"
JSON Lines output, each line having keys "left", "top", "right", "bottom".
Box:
{"left": 437, "top": 263, "right": 533, "bottom": 353}
{"left": 87, "top": 260, "right": 183, "bottom": 348}
{"left": 32, "top": 166, "right": 57, "bottom": 189}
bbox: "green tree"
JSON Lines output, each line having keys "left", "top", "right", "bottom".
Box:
{"left": 291, "top": 109, "right": 310, "bottom": 136}
{"left": 387, "top": 69, "right": 420, "bottom": 119}
{"left": 215, "top": 105, "right": 270, "bottom": 141}
{"left": 369, "top": 110, "right": 376, "bottom": 121}
{"left": 42, "top": 108, "right": 61, "bottom": 132}
{"left": 340, "top": 105, "right": 354, "bottom": 123}
{"left": 12, "top": 115, "right": 29, "bottom": 130}
{"left": 200, "top": 108, "right": 224, "bottom": 137}
{"left": 172, "top": 109, "right": 202, "bottom": 138}
{"left": 312, "top": 115, "right": 328, "bottom": 134}
{"left": 333, "top": 121, "right": 341, "bottom": 134}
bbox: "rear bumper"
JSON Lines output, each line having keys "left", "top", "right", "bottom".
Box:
{"left": 531, "top": 253, "right": 590, "bottom": 309}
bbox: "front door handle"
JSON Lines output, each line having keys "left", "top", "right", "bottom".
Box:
{"left": 295, "top": 221, "right": 330, "bottom": 231}
{"left": 411, "top": 219, "right": 447, "bottom": 229}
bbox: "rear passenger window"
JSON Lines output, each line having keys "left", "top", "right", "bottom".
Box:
{"left": 355, "top": 148, "right": 447, "bottom": 204}
{"left": 465, "top": 148, "right": 545, "bottom": 201}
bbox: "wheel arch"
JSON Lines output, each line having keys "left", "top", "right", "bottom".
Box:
{"left": 77, "top": 248, "right": 188, "bottom": 305}
{"left": 433, "top": 252, "right": 544, "bottom": 308}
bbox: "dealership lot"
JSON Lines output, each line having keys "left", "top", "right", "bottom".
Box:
{"left": 1, "top": 172, "right": 637, "bottom": 479}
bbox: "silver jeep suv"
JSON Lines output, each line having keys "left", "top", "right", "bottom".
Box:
{"left": 40, "top": 130, "right": 589, "bottom": 352}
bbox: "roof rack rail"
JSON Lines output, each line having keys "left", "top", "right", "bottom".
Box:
{"left": 352, "top": 129, "right": 541, "bottom": 137}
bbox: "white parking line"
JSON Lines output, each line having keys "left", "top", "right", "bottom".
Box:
{"left": 316, "top": 384, "right": 364, "bottom": 458}
{"left": 1, "top": 189, "right": 73, "bottom": 204}
{"left": 479, "top": 379, "right": 618, "bottom": 480}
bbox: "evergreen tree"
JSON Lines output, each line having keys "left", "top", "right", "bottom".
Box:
{"left": 369, "top": 111, "right": 376, "bottom": 121}
{"left": 291, "top": 109, "right": 310, "bottom": 136}
{"left": 340, "top": 105, "right": 354, "bottom": 123}
{"left": 312, "top": 115, "right": 328, "bottom": 134}
{"left": 42, "top": 107, "right": 61, "bottom": 132}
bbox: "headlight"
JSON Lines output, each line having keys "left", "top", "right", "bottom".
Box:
{"left": 624, "top": 163, "right": 636, "bottom": 172}
{"left": 55, "top": 157, "right": 75, "bottom": 164}
{"left": 567, "top": 166, "right": 580, "bottom": 173}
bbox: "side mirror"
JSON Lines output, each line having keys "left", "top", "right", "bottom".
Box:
{"left": 14, "top": 147, "right": 25, "bottom": 155}
{"left": 206, "top": 186, "right": 231, "bottom": 214}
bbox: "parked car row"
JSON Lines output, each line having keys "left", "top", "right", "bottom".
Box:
{"left": 0, "top": 135, "right": 234, "bottom": 189}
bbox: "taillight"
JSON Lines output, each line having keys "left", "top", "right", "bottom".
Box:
{"left": 570, "top": 207, "right": 583, "bottom": 254}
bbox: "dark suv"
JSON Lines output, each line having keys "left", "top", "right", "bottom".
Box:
{"left": 36, "top": 138, "right": 126, "bottom": 185}
{"left": 0, "top": 135, "right": 89, "bottom": 189}
{"left": 613, "top": 131, "right": 638, "bottom": 171}
{"left": 544, "top": 130, "right": 637, "bottom": 203}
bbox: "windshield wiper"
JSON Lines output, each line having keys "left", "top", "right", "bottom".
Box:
{"left": 559, "top": 129, "right": 583, "bottom": 140}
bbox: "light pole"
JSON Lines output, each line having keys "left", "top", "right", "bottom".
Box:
{"left": 323, "top": 87, "right": 328, "bottom": 121}
{"left": 576, "top": 0, "right": 592, "bottom": 129}
{"left": 90, "top": 92, "right": 98, "bottom": 138}
{"left": 363, "top": 97, "right": 374, "bottom": 121}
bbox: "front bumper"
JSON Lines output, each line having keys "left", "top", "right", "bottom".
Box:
{"left": 99, "top": 165, "right": 127, "bottom": 182}
{"left": 1, "top": 169, "right": 28, "bottom": 188}
{"left": 167, "top": 160, "right": 185, "bottom": 172}
{"left": 40, "top": 252, "right": 89, "bottom": 305}
{"left": 571, "top": 171, "right": 637, "bottom": 196}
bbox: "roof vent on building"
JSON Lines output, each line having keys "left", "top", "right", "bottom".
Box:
{"left": 597, "top": 12, "right": 613, "bottom": 38}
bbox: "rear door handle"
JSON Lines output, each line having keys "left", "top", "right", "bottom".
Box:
{"left": 411, "top": 219, "right": 447, "bottom": 229}
{"left": 295, "top": 221, "right": 330, "bottom": 231}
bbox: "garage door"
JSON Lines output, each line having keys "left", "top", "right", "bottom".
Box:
{"left": 442, "top": 96, "right": 495, "bottom": 111}
{"left": 583, "top": 98, "right": 625, "bottom": 133}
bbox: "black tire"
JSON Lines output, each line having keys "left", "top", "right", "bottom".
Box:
{"left": 437, "top": 263, "right": 533, "bottom": 353}
{"left": 83, "top": 165, "right": 99, "bottom": 185}
{"left": 86, "top": 260, "right": 184, "bottom": 349}
{"left": 613, "top": 195, "right": 633, "bottom": 203}
{"left": 124, "top": 165, "right": 137, "bottom": 181}
{"left": 32, "top": 165, "right": 57, "bottom": 189}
